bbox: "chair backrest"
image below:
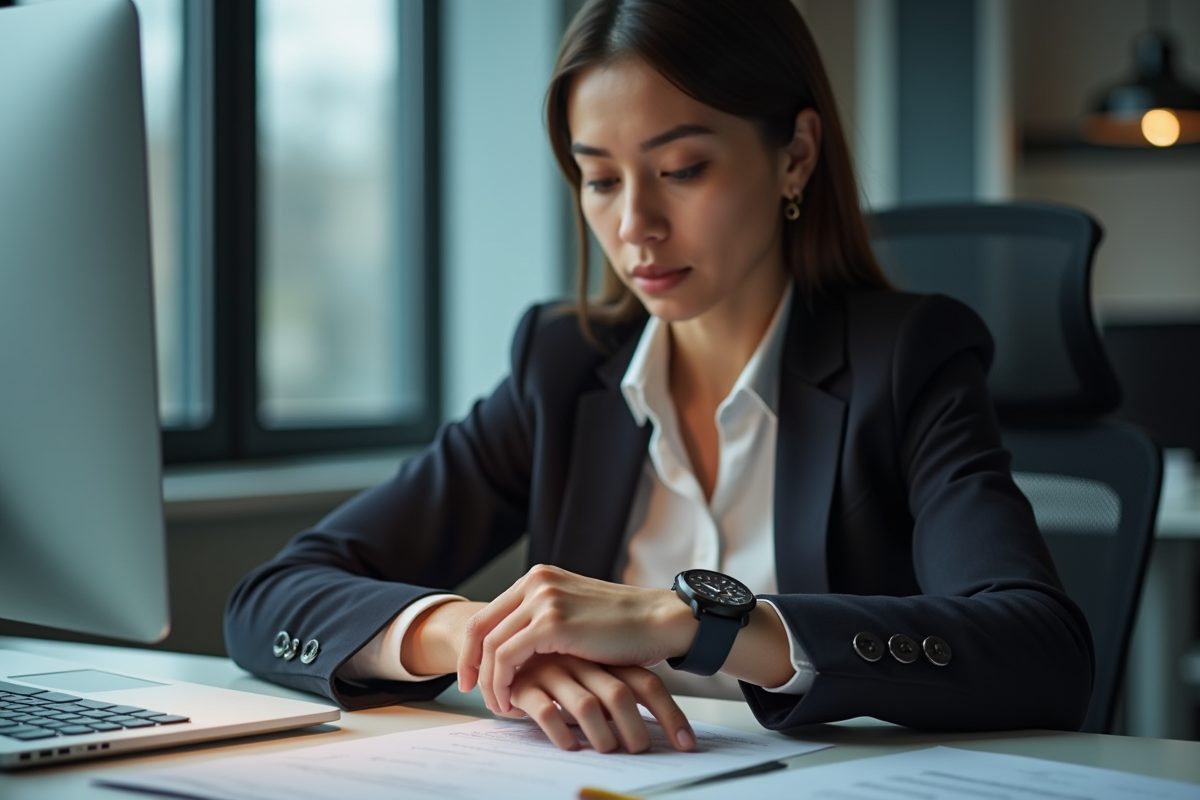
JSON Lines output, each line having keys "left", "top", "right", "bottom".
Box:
{"left": 870, "top": 202, "right": 1121, "bottom": 421}
{"left": 870, "top": 202, "right": 1162, "bottom": 734}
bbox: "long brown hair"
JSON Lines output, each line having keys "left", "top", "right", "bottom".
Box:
{"left": 546, "top": 0, "right": 889, "bottom": 338}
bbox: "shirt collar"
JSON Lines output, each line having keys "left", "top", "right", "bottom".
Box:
{"left": 620, "top": 282, "right": 794, "bottom": 427}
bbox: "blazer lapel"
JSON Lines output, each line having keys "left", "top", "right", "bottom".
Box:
{"left": 774, "top": 292, "right": 848, "bottom": 594}
{"left": 551, "top": 326, "right": 652, "bottom": 580}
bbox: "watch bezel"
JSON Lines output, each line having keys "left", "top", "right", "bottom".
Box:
{"left": 672, "top": 569, "right": 757, "bottom": 620}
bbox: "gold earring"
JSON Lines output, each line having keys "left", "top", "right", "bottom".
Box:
{"left": 784, "top": 191, "right": 802, "bottom": 221}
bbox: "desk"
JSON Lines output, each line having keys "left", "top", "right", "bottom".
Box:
{"left": 2, "top": 637, "right": 1198, "bottom": 799}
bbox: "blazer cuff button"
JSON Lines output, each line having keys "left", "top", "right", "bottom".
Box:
{"left": 923, "top": 636, "right": 952, "bottom": 666}
{"left": 272, "top": 631, "right": 291, "bottom": 659}
{"left": 888, "top": 634, "right": 919, "bottom": 664}
{"left": 300, "top": 639, "right": 320, "bottom": 665}
{"left": 852, "top": 631, "right": 884, "bottom": 662}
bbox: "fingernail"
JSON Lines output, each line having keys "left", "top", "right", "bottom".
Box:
{"left": 677, "top": 727, "right": 695, "bottom": 750}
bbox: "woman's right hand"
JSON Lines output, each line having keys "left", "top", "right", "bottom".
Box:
{"left": 495, "top": 653, "right": 696, "bottom": 753}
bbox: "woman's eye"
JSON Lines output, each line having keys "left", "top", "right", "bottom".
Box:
{"left": 585, "top": 177, "right": 619, "bottom": 193}
{"left": 664, "top": 161, "right": 709, "bottom": 181}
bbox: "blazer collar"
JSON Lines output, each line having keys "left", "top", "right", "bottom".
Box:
{"left": 595, "top": 315, "right": 647, "bottom": 389}
{"left": 551, "top": 312, "right": 651, "bottom": 578}
{"left": 781, "top": 287, "right": 847, "bottom": 387}
{"left": 774, "top": 289, "right": 849, "bottom": 593}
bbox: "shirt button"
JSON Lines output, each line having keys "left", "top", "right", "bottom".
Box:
{"left": 923, "top": 636, "right": 952, "bottom": 666}
{"left": 888, "top": 634, "right": 919, "bottom": 664}
{"left": 852, "top": 631, "right": 884, "bottom": 662}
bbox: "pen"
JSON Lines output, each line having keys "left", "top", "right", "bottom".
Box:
{"left": 675, "top": 759, "right": 788, "bottom": 789}
{"left": 578, "top": 760, "right": 787, "bottom": 799}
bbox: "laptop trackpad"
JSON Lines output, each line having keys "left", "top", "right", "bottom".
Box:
{"left": 10, "top": 669, "right": 167, "bottom": 693}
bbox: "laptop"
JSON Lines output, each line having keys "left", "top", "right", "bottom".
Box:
{"left": 0, "top": 649, "right": 339, "bottom": 769}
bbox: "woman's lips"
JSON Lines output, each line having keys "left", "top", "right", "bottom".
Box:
{"left": 630, "top": 264, "right": 691, "bottom": 294}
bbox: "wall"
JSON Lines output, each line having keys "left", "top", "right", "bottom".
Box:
{"left": 441, "top": 0, "right": 565, "bottom": 420}
{"left": 1011, "top": 0, "right": 1200, "bottom": 320}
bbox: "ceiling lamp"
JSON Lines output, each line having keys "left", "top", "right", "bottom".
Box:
{"left": 1082, "top": 26, "right": 1200, "bottom": 147}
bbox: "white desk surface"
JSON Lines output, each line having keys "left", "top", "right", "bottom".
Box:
{"left": 2, "top": 636, "right": 1198, "bottom": 798}
{"left": 1158, "top": 483, "right": 1200, "bottom": 538}
{"left": 1155, "top": 453, "right": 1200, "bottom": 538}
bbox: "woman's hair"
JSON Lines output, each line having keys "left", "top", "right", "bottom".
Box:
{"left": 546, "top": 0, "right": 890, "bottom": 335}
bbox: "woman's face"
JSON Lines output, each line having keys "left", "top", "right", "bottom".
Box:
{"left": 567, "top": 57, "right": 816, "bottom": 324}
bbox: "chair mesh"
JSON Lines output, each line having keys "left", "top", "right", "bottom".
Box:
{"left": 1010, "top": 470, "right": 1125, "bottom": 692}
{"left": 1012, "top": 472, "right": 1122, "bottom": 536}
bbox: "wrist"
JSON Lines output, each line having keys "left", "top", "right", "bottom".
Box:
{"left": 651, "top": 588, "right": 699, "bottom": 661}
{"left": 402, "top": 599, "right": 484, "bottom": 676}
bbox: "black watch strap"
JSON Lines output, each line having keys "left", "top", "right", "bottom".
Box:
{"left": 666, "top": 611, "right": 741, "bottom": 676}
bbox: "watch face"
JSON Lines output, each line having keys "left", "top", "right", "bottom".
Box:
{"left": 685, "top": 570, "right": 754, "bottom": 606}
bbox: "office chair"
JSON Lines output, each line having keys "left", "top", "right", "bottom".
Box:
{"left": 869, "top": 202, "right": 1162, "bottom": 734}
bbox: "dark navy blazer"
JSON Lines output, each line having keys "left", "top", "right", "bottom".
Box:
{"left": 224, "top": 287, "right": 1094, "bottom": 732}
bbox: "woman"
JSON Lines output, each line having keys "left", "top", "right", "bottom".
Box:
{"left": 225, "top": 0, "right": 1093, "bottom": 754}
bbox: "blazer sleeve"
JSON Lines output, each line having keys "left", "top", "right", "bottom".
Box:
{"left": 742, "top": 294, "right": 1095, "bottom": 732}
{"left": 223, "top": 306, "right": 543, "bottom": 710}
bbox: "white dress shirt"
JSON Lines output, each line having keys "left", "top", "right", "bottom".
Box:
{"left": 342, "top": 286, "right": 815, "bottom": 699}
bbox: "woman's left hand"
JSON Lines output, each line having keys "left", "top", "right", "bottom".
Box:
{"left": 457, "top": 564, "right": 695, "bottom": 713}
{"left": 495, "top": 654, "right": 695, "bottom": 753}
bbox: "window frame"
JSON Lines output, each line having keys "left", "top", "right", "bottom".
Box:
{"left": 162, "top": 0, "right": 442, "bottom": 463}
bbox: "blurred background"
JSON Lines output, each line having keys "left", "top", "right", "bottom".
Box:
{"left": 1, "top": 0, "right": 1197, "bottom": 742}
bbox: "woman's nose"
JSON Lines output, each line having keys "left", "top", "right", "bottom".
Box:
{"left": 618, "top": 183, "right": 668, "bottom": 246}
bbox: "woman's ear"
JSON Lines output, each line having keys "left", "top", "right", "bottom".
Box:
{"left": 781, "top": 109, "right": 821, "bottom": 198}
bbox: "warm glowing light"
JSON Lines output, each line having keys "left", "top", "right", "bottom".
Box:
{"left": 1141, "top": 109, "right": 1181, "bottom": 147}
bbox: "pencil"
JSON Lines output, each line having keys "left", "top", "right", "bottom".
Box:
{"left": 577, "top": 787, "right": 646, "bottom": 800}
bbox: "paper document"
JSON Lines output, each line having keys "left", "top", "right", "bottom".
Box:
{"left": 681, "top": 745, "right": 1200, "bottom": 800}
{"left": 96, "top": 717, "right": 828, "bottom": 800}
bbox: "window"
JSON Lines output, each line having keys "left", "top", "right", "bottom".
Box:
{"left": 148, "top": 0, "right": 441, "bottom": 461}
{"left": 136, "top": 0, "right": 210, "bottom": 430}
{"left": 9, "top": 0, "right": 437, "bottom": 460}
{"left": 257, "top": 0, "right": 425, "bottom": 430}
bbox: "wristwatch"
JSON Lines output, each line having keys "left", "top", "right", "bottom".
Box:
{"left": 667, "top": 569, "right": 757, "bottom": 676}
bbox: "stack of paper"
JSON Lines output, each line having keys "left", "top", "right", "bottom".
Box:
{"left": 682, "top": 746, "right": 1200, "bottom": 800}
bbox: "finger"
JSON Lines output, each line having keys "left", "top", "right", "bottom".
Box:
{"left": 477, "top": 604, "right": 539, "bottom": 711}
{"left": 458, "top": 565, "right": 567, "bottom": 692}
{"left": 510, "top": 685, "right": 579, "bottom": 751}
{"left": 609, "top": 666, "right": 695, "bottom": 751}
{"left": 457, "top": 582, "right": 529, "bottom": 692}
{"left": 491, "top": 626, "right": 555, "bottom": 713}
{"left": 537, "top": 666, "right": 620, "bottom": 753}
{"left": 492, "top": 706, "right": 528, "bottom": 720}
{"left": 570, "top": 663, "right": 650, "bottom": 753}
{"left": 479, "top": 613, "right": 534, "bottom": 713}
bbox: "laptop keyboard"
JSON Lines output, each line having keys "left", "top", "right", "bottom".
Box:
{"left": 0, "top": 680, "right": 189, "bottom": 742}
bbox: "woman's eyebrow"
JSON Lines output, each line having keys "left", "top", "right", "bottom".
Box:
{"left": 640, "top": 123, "right": 715, "bottom": 151}
{"left": 569, "top": 123, "right": 716, "bottom": 158}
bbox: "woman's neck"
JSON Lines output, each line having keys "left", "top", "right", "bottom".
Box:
{"left": 667, "top": 266, "right": 790, "bottom": 409}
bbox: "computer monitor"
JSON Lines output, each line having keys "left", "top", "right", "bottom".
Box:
{"left": 1103, "top": 322, "right": 1200, "bottom": 457}
{"left": 0, "top": 0, "right": 169, "bottom": 643}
